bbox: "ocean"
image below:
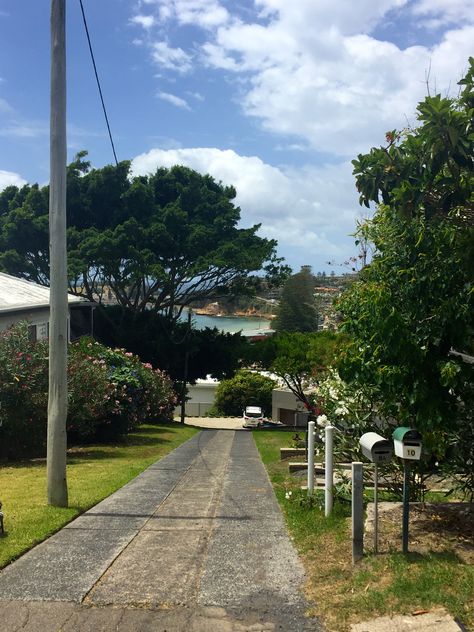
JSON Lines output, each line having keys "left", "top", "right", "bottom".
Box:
{"left": 183, "top": 311, "right": 272, "bottom": 334}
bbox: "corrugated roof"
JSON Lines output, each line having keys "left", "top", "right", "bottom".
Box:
{"left": 0, "top": 272, "right": 89, "bottom": 313}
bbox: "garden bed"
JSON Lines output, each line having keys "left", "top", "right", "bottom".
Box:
{"left": 253, "top": 430, "right": 474, "bottom": 632}
{"left": 365, "top": 501, "right": 474, "bottom": 563}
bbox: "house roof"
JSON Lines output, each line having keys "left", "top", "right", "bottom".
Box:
{"left": 0, "top": 272, "right": 91, "bottom": 314}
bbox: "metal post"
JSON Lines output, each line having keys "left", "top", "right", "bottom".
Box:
{"left": 47, "top": 0, "right": 68, "bottom": 507}
{"left": 374, "top": 463, "right": 379, "bottom": 553}
{"left": 307, "top": 421, "right": 315, "bottom": 495}
{"left": 352, "top": 462, "right": 364, "bottom": 563}
{"left": 305, "top": 424, "right": 308, "bottom": 462}
{"left": 402, "top": 460, "right": 410, "bottom": 554}
{"left": 180, "top": 310, "right": 192, "bottom": 424}
{"left": 325, "top": 425, "right": 334, "bottom": 516}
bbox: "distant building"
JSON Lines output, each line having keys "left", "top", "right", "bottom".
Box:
{"left": 314, "top": 273, "right": 357, "bottom": 330}
{"left": 0, "top": 272, "right": 94, "bottom": 341}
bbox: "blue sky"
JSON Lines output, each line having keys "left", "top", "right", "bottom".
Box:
{"left": 0, "top": 1, "right": 473, "bottom": 272}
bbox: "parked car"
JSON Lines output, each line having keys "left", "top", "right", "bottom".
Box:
{"left": 243, "top": 406, "right": 264, "bottom": 428}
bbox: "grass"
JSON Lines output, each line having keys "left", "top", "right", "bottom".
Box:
{"left": 253, "top": 429, "right": 474, "bottom": 631}
{"left": 0, "top": 422, "right": 197, "bottom": 569}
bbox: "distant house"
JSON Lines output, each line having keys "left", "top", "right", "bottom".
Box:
{"left": 0, "top": 272, "right": 94, "bottom": 341}
{"left": 271, "top": 387, "right": 311, "bottom": 426}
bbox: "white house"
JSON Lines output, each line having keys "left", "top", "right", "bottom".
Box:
{"left": 0, "top": 272, "right": 93, "bottom": 341}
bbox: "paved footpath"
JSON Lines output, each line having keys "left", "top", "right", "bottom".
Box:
{"left": 0, "top": 430, "right": 322, "bottom": 631}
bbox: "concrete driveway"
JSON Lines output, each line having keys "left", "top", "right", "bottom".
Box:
{"left": 178, "top": 415, "right": 245, "bottom": 430}
{"left": 0, "top": 430, "right": 321, "bottom": 631}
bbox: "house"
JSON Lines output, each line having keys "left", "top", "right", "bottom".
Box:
{"left": 0, "top": 272, "right": 94, "bottom": 341}
{"left": 175, "top": 376, "right": 220, "bottom": 417}
{"left": 271, "top": 387, "right": 310, "bottom": 426}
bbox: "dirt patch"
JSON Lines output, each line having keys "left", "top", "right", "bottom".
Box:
{"left": 365, "top": 502, "right": 474, "bottom": 562}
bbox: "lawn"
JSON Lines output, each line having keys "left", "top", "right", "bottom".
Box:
{"left": 253, "top": 429, "right": 474, "bottom": 632}
{"left": 0, "top": 423, "right": 197, "bottom": 569}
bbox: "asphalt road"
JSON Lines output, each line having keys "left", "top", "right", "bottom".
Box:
{"left": 0, "top": 430, "right": 322, "bottom": 631}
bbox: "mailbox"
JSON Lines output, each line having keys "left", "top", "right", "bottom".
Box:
{"left": 392, "top": 427, "right": 422, "bottom": 460}
{"left": 359, "top": 432, "right": 393, "bottom": 463}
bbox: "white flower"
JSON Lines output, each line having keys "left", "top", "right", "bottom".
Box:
{"left": 317, "top": 414, "right": 328, "bottom": 427}
{"left": 285, "top": 491, "right": 293, "bottom": 500}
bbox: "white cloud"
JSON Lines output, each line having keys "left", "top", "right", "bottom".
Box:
{"left": 0, "top": 169, "right": 27, "bottom": 190}
{"left": 186, "top": 90, "right": 204, "bottom": 101}
{"left": 412, "top": 0, "right": 474, "bottom": 28}
{"left": 130, "top": 14, "right": 156, "bottom": 29}
{"left": 255, "top": 0, "right": 409, "bottom": 36}
{"left": 141, "top": 0, "right": 230, "bottom": 29}
{"left": 0, "top": 97, "right": 13, "bottom": 113}
{"left": 0, "top": 121, "right": 48, "bottom": 138}
{"left": 157, "top": 91, "right": 191, "bottom": 109}
{"left": 131, "top": 146, "right": 361, "bottom": 270}
{"left": 151, "top": 41, "right": 192, "bottom": 73}
{"left": 200, "top": 7, "right": 473, "bottom": 156}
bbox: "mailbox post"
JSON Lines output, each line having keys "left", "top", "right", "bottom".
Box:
{"left": 359, "top": 432, "right": 393, "bottom": 553}
{"left": 392, "top": 427, "right": 422, "bottom": 554}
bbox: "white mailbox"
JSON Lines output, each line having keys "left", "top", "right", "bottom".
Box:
{"left": 392, "top": 427, "right": 422, "bottom": 460}
{"left": 359, "top": 432, "right": 393, "bottom": 463}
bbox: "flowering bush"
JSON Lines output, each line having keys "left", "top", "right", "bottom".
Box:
{"left": 0, "top": 323, "right": 49, "bottom": 457}
{"left": 0, "top": 324, "right": 176, "bottom": 458}
{"left": 315, "top": 369, "right": 436, "bottom": 501}
{"left": 312, "top": 369, "right": 374, "bottom": 462}
{"left": 71, "top": 338, "right": 176, "bottom": 439}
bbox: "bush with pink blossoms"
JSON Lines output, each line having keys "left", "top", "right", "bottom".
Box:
{"left": 0, "top": 324, "right": 176, "bottom": 458}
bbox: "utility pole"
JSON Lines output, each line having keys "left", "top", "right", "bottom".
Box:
{"left": 47, "top": 0, "right": 68, "bottom": 507}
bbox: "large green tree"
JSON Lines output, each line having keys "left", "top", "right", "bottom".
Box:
{"left": 249, "top": 330, "right": 342, "bottom": 411}
{"left": 0, "top": 155, "right": 286, "bottom": 324}
{"left": 273, "top": 265, "right": 319, "bottom": 332}
{"left": 338, "top": 59, "right": 474, "bottom": 452}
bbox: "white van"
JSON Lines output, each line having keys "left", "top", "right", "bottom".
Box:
{"left": 243, "top": 406, "right": 264, "bottom": 428}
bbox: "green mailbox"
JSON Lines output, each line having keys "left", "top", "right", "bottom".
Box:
{"left": 392, "top": 427, "right": 422, "bottom": 460}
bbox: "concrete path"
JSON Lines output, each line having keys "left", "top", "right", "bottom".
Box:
{"left": 0, "top": 430, "right": 321, "bottom": 631}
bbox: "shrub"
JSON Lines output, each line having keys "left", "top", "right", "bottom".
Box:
{"left": 67, "top": 344, "right": 115, "bottom": 440}
{"left": 0, "top": 323, "right": 48, "bottom": 458}
{"left": 73, "top": 338, "right": 176, "bottom": 439}
{"left": 0, "top": 324, "right": 176, "bottom": 458}
{"left": 212, "top": 370, "right": 276, "bottom": 417}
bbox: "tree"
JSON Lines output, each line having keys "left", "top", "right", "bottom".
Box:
{"left": 93, "top": 305, "right": 248, "bottom": 383}
{"left": 352, "top": 58, "right": 473, "bottom": 225}
{"left": 249, "top": 331, "right": 342, "bottom": 411}
{"left": 212, "top": 370, "right": 276, "bottom": 417}
{"left": 338, "top": 59, "right": 474, "bottom": 460}
{"left": 0, "top": 158, "right": 286, "bottom": 325}
{"left": 273, "top": 265, "right": 319, "bottom": 332}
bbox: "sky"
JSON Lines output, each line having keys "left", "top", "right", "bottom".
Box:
{"left": 0, "top": 1, "right": 473, "bottom": 273}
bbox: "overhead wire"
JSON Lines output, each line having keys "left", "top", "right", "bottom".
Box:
{"left": 78, "top": 0, "right": 119, "bottom": 166}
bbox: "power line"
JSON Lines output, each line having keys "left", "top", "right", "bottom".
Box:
{"left": 78, "top": 0, "right": 118, "bottom": 166}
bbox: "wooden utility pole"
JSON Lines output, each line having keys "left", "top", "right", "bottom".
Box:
{"left": 47, "top": 0, "right": 68, "bottom": 507}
